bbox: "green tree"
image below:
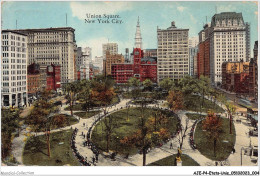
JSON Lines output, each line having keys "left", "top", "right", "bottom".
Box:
{"left": 159, "top": 78, "right": 174, "bottom": 92}
{"left": 143, "top": 79, "right": 153, "bottom": 91}
{"left": 78, "top": 79, "right": 92, "bottom": 112}
{"left": 65, "top": 81, "right": 80, "bottom": 116}
{"left": 26, "top": 90, "right": 60, "bottom": 158}
{"left": 1, "top": 108, "right": 19, "bottom": 159}
{"left": 128, "top": 77, "right": 141, "bottom": 99}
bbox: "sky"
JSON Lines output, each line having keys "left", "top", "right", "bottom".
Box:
{"left": 1, "top": 1, "right": 258, "bottom": 58}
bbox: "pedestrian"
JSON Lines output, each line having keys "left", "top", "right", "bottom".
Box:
{"left": 82, "top": 132, "right": 83, "bottom": 136}
{"left": 83, "top": 123, "right": 85, "bottom": 126}
{"left": 95, "top": 153, "right": 99, "bottom": 162}
{"left": 170, "top": 142, "right": 173, "bottom": 149}
{"left": 92, "top": 156, "right": 95, "bottom": 165}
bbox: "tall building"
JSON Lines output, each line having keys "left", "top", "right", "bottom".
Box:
{"left": 135, "top": 17, "right": 142, "bottom": 49}
{"left": 13, "top": 27, "right": 77, "bottom": 86}
{"left": 189, "top": 47, "right": 198, "bottom": 76}
{"left": 104, "top": 51, "right": 125, "bottom": 76}
{"left": 249, "top": 41, "right": 258, "bottom": 101}
{"left": 157, "top": 21, "right": 189, "bottom": 82}
{"left": 198, "top": 23, "right": 211, "bottom": 78}
{"left": 209, "top": 12, "right": 248, "bottom": 86}
{"left": 102, "top": 43, "right": 118, "bottom": 59}
{"left": 76, "top": 47, "right": 83, "bottom": 71}
{"left": 189, "top": 36, "right": 199, "bottom": 48}
{"left": 245, "top": 22, "right": 251, "bottom": 61}
{"left": 92, "top": 56, "right": 103, "bottom": 71}
{"left": 79, "top": 47, "right": 91, "bottom": 80}
{"left": 1, "top": 30, "right": 28, "bottom": 107}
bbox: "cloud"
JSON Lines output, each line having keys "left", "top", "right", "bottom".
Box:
{"left": 177, "top": 6, "right": 186, "bottom": 12}
{"left": 70, "top": 2, "right": 133, "bottom": 20}
{"left": 217, "top": 5, "right": 236, "bottom": 12}
{"left": 189, "top": 14, "right": 197, "bottom": 24}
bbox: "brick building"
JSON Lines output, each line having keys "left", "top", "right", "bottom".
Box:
{"left": 222, "top": 62, "right": 250, "bottom": 94}
{"left": 198, "top": 23, "right": 211, "bottom": 78}
{"left": 27, "top": 63, "right": 40, "bottom": 97}
{"left": 46, "top": 64, "right": 61, "bottom": 91}
{"left": 111, "top": 48, "right": 157, "bottom": 84}
{"left": 103, "top": 51, "right": 125, "bottom": 76}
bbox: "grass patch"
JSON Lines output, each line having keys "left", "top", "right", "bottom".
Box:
{"left": 23, "top": 129, "right": 79, "bottom": 166}
{"left": 74, "top": 111, "right": 101, "bottom": 119}
{"left": 148, "top": 154, "right": 199, "bottom": 166}
{"left": 184, "top": 95, "right": 225, "bottom": 113}
{"left": 92, "top": 107, "right": 179, "bottom": 155}
{"left": 194, "top": 118, "right": 236, "bottom": 161}
{"left": 186, "top": 113, "right": 206, "bottom": 120}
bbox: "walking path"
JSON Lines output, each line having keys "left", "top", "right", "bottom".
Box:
{"left": 11, "top": 95, "right": 257, "bottom": 166}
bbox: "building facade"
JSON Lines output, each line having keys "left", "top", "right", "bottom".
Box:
{"left": 92, "top": 56, "right": 103, "bottom": 72}
{"left": 157, "top": 21, "right": 189, "bottom": 82}
{"left": 209, "top": 12, "right": 248, "bottom": 86}
{"left": 198, "top": 23, "right": 211, "bottom": 78}
{"left": 1, "top": 30, "right": 28, "bottom": 107}
{"left": 27, "top": 63, "right": 40, "bottom": 97}
{"left": 102, "top": 43, "right": 118, "bottom": 59}
{"left": 143, "top": 49, "right": 157, "bottom": 58}
{"left": 79, "top": 47, "right": 91, "bottom": 80}
{"left": 14, "top": 27, "right": 77, "bottom": 86}
{"left": 189, "top": 36, "right": 199, "bottom": 48}
{"left": 222, "top": 61, "right": 249, "bottom": 94}
{"left": 189, "top": 47, "right": 198, "bottom": 76}
{"left": 104, "top": 52, "right": 125, "bottom": 76}
{"left": 111, "top": 48, "right": 157, "bottom": 84}
{"left": 46, "top": 64, "right": 61, "bottom": 91}
{"left": 249, "top": 41, "right": 258, "bottom": 101}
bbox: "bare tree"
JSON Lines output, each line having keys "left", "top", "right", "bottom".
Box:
{"left": 176, "top": 117, "right": 190, "bottom": 149}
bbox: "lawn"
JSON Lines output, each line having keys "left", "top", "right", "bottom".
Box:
{"left": 148, "top": 154, "right": 199, "bottom": 166}
{"left": 23, "top": 129, "right": 80, "bottom": 166}
{"left": 184, "top": 95, "right": 225, "bottom": 113}
{"left": 186, "top": 113, "right": 206, "bottom": 120}
{"left": 194, "top": 118, "right": 236, "bottom": 161}
{"left": 74, "top": 110, "right": 101, "bottom": 119}
{"left": 91, "top": 107, "right": 179, "bottom": 156}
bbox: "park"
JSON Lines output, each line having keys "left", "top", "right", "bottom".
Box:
{"left": 1, "top": 75, "right": 258, "bottom": 166}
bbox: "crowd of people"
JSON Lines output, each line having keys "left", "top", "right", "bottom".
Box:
{"left": 189, "top": 120, "right": 198, "bottom": 150}
{"left": 71, "top": 128, "right": 91, "bottom": 166}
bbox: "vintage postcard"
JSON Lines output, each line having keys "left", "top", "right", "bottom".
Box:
{"left": 1, "top": 1, "right": 259, "bottom": 176}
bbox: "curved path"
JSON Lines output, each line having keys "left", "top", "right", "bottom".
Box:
{"left": 11, "top": 95, "right": 257, "bottom": 166}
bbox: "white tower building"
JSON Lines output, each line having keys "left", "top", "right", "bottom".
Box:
{"left": 1, "top": 30, "right": 28, "bottom": 107}
{"left": 135, "top": 16, "right": 142, "bottom": 49}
